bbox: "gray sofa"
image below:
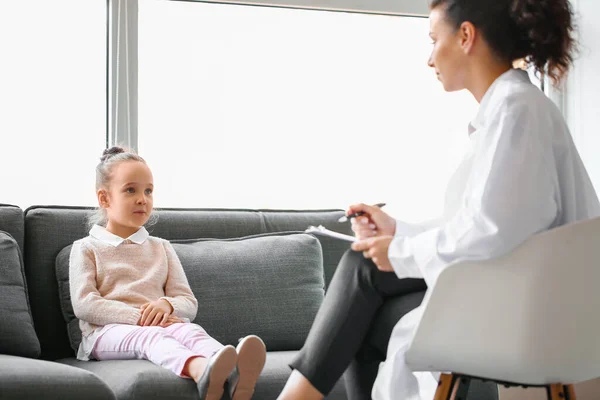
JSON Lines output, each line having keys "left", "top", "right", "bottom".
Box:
{"left": 0, "top": 203, "right": 498, "bottom": 400}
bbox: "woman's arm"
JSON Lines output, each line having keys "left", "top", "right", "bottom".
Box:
{"left": 386, "top": 97, "right": 558, "bottom": 286}
{"left": 69, "top": 241, "right": 141, "bottom": 326}
{"left": 394, "top": 217, "right": 445, "bottom": 238}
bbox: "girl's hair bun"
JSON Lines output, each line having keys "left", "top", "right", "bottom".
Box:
{"left": 101, "top": 146, "right": 126, "bottom": 163}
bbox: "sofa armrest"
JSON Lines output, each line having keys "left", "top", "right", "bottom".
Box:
{"left": 0, "top": 354, "right": 115, "bottom": 400}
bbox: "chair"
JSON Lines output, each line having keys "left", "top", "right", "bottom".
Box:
{"left": 405, "top": 217, "right": 600, "bottom": 400}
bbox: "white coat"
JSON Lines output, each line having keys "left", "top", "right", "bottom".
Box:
{"left": 371, "top": 69, "right": 600, "bottom": 400}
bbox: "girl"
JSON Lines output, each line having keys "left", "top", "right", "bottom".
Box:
{"left": 277, "top": 1, "right": 600, "bottom": 400}
{"left": 70, "top": 146, "right": 266, "bottom": 400}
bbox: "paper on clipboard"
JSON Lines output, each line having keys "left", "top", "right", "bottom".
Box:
{"left": 305, "top": 225, "right": 356, "bottom": 242}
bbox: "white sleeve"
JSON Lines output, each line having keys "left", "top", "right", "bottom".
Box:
{"left": 388, "top": 97, "right": 558, "bottom": 286}
{"left": 394, "top": 218, "right": 444, "bottom": 238}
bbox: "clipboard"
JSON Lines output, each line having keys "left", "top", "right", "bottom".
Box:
{"left": 305, "top": 225, "right": 356, "bottom": 242}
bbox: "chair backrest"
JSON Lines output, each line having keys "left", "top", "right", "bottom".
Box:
{"left": 406, "top": 217, "right": 600, "bottom": 385}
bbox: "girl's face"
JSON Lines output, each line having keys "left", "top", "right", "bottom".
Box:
{"left": 427, "top": 6, "right": 468, "bottom": 92}
{"left": 99, "top": 160, "right": 154, "bottom": 238}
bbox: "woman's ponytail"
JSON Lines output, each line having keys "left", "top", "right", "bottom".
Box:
{"left": 509, "top": 0, "right": 576, "bottom": 86}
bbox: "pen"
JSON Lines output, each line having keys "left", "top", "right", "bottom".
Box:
{"left": 338, "top": 203, "right": 386, "bottom": 223}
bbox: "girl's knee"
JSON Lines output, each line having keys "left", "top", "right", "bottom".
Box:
{"left": 145, "top": 326, "right": 166, "bottom": 334}
{"left": 143, "top": 326, "right": 174, "bottom": 344}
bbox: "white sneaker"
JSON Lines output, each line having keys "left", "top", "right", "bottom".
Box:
{"left": 228, "top": 335, "right": 266, "bottom": 400}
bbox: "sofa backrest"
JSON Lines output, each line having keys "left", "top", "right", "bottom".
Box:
{"left": 0, "top": 204, "right": 24, "bottom": 251}
{"left": 0, "top": 204, "right": 41, "bottom": 358}
{"left": 23, "top": 206, "right": 352, "bottom": 361}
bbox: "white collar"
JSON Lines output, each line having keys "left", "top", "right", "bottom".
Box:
{"left": 90, "top": 225, "right": 149, "bottom": 247}
{"left": 469, "top": 68, "right": 532, "bottom": 133}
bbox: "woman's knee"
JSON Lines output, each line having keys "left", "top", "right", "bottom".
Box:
{"left": 338, "top": 250, "right": 378, "bottom": 286}
{"left": 340, "top": 250, "right": 372, "bottom": 270}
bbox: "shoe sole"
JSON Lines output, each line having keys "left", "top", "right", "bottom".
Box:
{"left": 203, "top": 346, "right": 238, "bottom": 400}
{"left": 232, "top": 336, "right": 266, "bottom": 400}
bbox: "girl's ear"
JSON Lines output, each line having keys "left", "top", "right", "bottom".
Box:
{"left": 97, "top": 189, "right": 109, "bottom": 208}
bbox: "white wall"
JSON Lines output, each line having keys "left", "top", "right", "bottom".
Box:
{"left": 565, "top": 0, "right": 600, "bottom": 193}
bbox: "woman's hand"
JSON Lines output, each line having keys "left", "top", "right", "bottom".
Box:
{"left": 351, "top": 236, "right": 394, "bottom": 272}
{"left": 348, "top": 203, "right": 396, "bottom": 239}
{"left": 139, "top": 299, "right": 173, "bottom": 326}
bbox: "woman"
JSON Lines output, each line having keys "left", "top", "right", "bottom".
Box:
{"left": 277, "top": 0, "right": 600, "bottom": 399}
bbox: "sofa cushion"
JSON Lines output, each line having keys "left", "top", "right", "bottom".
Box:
{"left": 0, "top": 231, "right": 41, "bottom": 358}
{"left": 56, "top": 232, "right": 325, "bottom": 353}
{"left": 0, "top": 354, "right": 115, "bottom": 400}
{"left": 173, "top": 232, "right": 325, "bottom": 350}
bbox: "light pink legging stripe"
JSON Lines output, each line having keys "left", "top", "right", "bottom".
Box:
{"left": 91, "top": 322, "right": 224, "bottom": 377}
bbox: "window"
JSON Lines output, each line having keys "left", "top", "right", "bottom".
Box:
{"left": 0, "top": 0, "right": 107, "bottom": 209}
{"left": 138, "top": 1, "right": 478, "bottom": 221}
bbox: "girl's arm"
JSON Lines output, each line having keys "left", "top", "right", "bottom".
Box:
{"left": 69, "top": 241, "right": 141, "bottom": 326}
{"left": 160, "top": 241, "right": 198, "bottom": 320}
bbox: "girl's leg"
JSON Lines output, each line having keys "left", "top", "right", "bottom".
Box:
{"left": 92, "top": 324, "right": 204, "bottom": 377}
{"left": 164, "top": 323, "right": 267, "bottom": 400}
{"left": 279, "top": 250, "right": 426, "bottom": 399}
{"left": 92, "top": 324, "right": 237, "bottom": 400}
{"left": 163, "top": 322, "right": 224, "bottom": 358}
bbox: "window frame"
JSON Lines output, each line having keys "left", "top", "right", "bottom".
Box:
{"left": 108, "top": 0, "right": 430, "bottom": 151}
{"left": 110, "top": 0, "right": 568, "bottom": 151}
{"left": 168, "top": 0, "right": 430, "bottom": 16}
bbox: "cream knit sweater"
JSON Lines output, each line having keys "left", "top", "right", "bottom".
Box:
{"left": 69, "top": 235, "right": 198, "bottom": 337}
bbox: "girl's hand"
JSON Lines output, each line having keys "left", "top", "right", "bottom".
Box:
{"left": 348, "top": 203, "right": 396, "bottom": 239}
{"left": 139, "top": 299, "right": 173, "bottom": 326}
{"left": 351, "top": 236, "right": 394, "bottom": 272}
{"left": 160, "top": 315, "right": 185, "bottom": 328}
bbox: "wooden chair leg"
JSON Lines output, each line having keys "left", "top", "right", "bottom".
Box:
{"left": 547, "top": 384, "right": 564, "bottom": 400}
{"left": 434, "top": 374, "right": 454, "bottom": 400}
{"left": 564, "top": 384, "right": 577, "bottom": 400}
{"left": 449, "top": 376, "right": 471, "bottom": 400}
{"left": 547, "top": 384, "right": 577, "bottom": 400}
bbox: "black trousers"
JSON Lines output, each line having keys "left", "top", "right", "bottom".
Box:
{"left": 289, "top": 250, "right": 427, "bottom": 399}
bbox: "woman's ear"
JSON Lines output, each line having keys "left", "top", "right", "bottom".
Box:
{"left": 458, "top": 21, "right": 477, "bottom": 55}
{"left": 97, "top": 189, "right": 109, "bottom": 208}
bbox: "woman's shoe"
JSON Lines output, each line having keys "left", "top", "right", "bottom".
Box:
{"left": 197, "top": 345, "right": 237, "bottom": 400}
{"left": 228, "top": 335, "right": 267, "bottom": 400}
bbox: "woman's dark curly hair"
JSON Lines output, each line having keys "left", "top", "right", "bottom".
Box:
{"left": 429, "top": 0, "right": 577, "bottom": 86}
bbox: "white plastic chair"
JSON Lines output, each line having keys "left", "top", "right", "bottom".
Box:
{"left": 405, "top": 217, "right": 600, "bottom": 400}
